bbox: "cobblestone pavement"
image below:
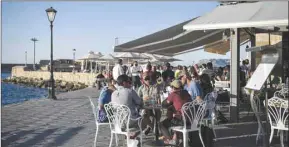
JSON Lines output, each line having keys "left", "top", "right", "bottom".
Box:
{"left": 1, "top": 87, "right": 284, "bottom": 147}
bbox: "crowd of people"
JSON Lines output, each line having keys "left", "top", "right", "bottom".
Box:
{"left": 95, "top": 58, "right": 252, "bottom": 145}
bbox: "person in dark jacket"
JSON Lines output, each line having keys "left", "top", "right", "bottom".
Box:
{"left": 162, "top": 62, "right": 175, "bottom": 83}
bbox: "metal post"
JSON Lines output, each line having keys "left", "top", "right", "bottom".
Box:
{"left": 115, "top": 37, "right": 119, "bottom": 46}
{"left": 48, "top": 22, "right": 56, "bottom": 100}
{"left": 25, "top": 51, "right": 27, "bottom": 67}
{"left": 250, "top": 28, "right": 256, "bottom": 71}
{"left": 31, "top": 38, "right": 38, "bottom": 70}
{"left": 230, "top": 28, "right": 240, "bottom": 122}
{"left": 282, "top": 32, "right": 289, "bottom": 83}
{"left": 264, "top": 81, "right": 269, "bottom": 147}
{"left": 73, "top": 49, "right": 76, "bottom": 73}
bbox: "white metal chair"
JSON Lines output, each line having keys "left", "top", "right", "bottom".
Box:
{"left": 104, "top": 103, "right": 143, "bottom": 147}
{"left": 265, "top": 97, "right": 288, "bottom": 147}
{"left": 87, "top": 96, "right": 111, "bottom": 147}
{"left": 171, "top": 100, "right": 207, "bottom": 147}
{"left": 274, "top": 84, "right": 289, "bottom": 98}
{"left": 202, "top": 91, "right": 218, "bottom": 137}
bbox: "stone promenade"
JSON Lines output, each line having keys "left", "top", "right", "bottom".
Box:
{"left": 2, "top": 87, "right": 284, "bottom": 147}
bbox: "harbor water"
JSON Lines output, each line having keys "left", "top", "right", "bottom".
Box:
{"left": 1, "top": 73, "right": 49, "bottom": 105}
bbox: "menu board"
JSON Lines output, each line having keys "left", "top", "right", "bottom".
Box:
{"left": 245, "top": 51, "right": 279, "bottom": 91}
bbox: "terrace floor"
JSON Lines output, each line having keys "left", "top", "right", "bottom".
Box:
{"left": 1, "top": 87, "right": 285, "bottom": 147}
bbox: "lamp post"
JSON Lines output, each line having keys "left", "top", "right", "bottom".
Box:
{"left": 31, "top": 37, "right": 38, "bottom": 70}
{"left": 46, "top": 7, "right": 57, "bottom": 100}
{"left": 25, "top": 51, "right": 27, "bottom": 67}
{"left": 73, "top": 49, "right": 76, "bottom": 73}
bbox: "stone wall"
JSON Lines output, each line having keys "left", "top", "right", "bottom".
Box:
{"left": 12, "top": 66, "right": 97, "bottom": 86}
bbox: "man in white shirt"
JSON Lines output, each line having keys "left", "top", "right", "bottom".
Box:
{"left": 131, "top": 61, "right": 143, "bottom": 89}
{"left": 112, "top": 59, "right": 124, "bottom": 81}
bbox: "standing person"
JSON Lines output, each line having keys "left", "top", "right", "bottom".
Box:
{"left": 126, "top": 63, "right": 133, "bottom": 77}
{"left": 157, "top": 65, "right": 163, "bottom": 74}
{"left": 131, "top": 61, "right": 143, "bottom": 90}
{"left": 112, "top": 59, "right": 124, "bottom": 81}
{"left": 179, "top": 70, "right": 203, "bottom": 101}
{"left": 142, "top": 64, "right": 158, "bottom": 85}
{"left": 162, "top": 62, "right": 175, "bottom": 83}
{"left": 152, "top": 65, "right": 161, "bottom": 80}
{"left": 241, "top": 59, "right": 249, "bottom": 79}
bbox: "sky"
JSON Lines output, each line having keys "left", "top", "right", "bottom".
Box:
{"left": 2, "top": 1, "right": 249, "bottom": 65}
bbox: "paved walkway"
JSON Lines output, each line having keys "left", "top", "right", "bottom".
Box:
{"left": 2, "top": 88, "right": 284, "bottom": 147}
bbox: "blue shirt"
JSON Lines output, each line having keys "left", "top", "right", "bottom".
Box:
{"left": 98, "top": 86, "right": 112, "bottom": 106}
{"left": 184, "top": 80, "right": 202, "bottom": 100}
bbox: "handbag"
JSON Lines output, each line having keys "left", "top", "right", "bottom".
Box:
{"left": 98, "top": 109, "right": 108, "bottom": 123}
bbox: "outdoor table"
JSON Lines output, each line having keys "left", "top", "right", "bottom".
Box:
{"left": 143, "top": 104, "right": 164, "bottom": 146}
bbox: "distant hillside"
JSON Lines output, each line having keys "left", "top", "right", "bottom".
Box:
{"left": 198, "top": 59, "right": 230, "bottom": 67}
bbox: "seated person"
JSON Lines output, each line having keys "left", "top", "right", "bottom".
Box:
{"left": 160, "top": 80, "right": 192, "bottom": 145}
{"left": 199, "top": 74, "right": 214, "bottom": 98}
{"left": 179, "top": 70, "right": 203, "bottom": 102}
{"left": 215, "top": 67, "right": 224, "bottom": 81}
{"left": 111, "top": 74, "right": 143, "bottom": 138}
{"left": 96, "top": 71, "right": 106, "bottom": 90}
{"left": 138, "top": 72, "right": 161, "bottom": 135}
{"left": 223, "top": 65, "right": 230, "bottom": 81}
{"left": 98, "top": 78, "right": 116, "bottom": 123}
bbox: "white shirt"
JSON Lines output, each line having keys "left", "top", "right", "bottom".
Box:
{"left": 131, "top": 65, "right": 142, "bottom": 76}
{"left": 112, "top": 64, "right": 124, "bottom": 81}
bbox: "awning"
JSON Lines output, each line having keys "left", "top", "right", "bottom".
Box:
{"left": 114, "top": 17, "right": 232, "bottom": 56}
{"left": 203, "top": 31, "right": 250, "bottom": 55}
{"left": 183, "top": 1, "right": 288, "bottom": 31}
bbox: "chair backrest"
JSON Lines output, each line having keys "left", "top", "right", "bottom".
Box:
{"left": 274, "top": 86, "right": 288, "bottom": 98}
{"left": 266, "top": 97, "right": 288, "bottom": 129}
{"left": 87, "top": 96, "right": 99, "bottom": 125}
{"left": 181, "top": 100, "right": 207, "bottom": 129}
{"left": 204, "top": 91, "right": 218, "bottom": 119}
{"left": 204, "top": 91, "right": 218, "bottom": 110}
{"left": 104, "top": 103, "right": 131, "bottom": 133}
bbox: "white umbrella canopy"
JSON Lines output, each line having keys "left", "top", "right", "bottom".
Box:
{"left": 97, "top": 54, "right": 115, "bottom": 62}
{"left": 114, "top": 52, "right": 150, "bottom": 59}
{"left": 159, "top": 55, "right": 182, "bottom": 62}
{"left": 142, "top": 53, "right": 182, "bottom": 62}
{"left": 78, "top": 51, "right": 103, "bottom": 60}
{"left": 140, "top": 53, "right": 163, "bottom": 64}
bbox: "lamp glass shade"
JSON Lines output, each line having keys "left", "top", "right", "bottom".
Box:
{"left": 46, "top": 7, "right": 57, "bottom": 22}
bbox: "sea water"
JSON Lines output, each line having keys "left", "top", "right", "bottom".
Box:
{"left": 1, "top": 73, "right": 49, "bottom": 105}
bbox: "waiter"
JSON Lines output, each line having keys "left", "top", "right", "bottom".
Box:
{"left": 131, "top": 61, "right": 143, "bottom": 90}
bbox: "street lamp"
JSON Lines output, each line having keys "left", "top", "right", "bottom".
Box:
{"left": 31, "top": 37, "right": 38, "bottom": 70}
{"left": 46, "top": 7, "right": 57, "bottom": 100}
{"left": 73, "top": 49, "right": 76, "bottom": 73}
